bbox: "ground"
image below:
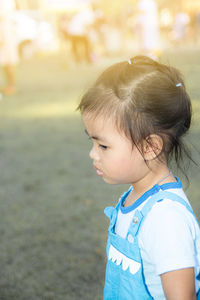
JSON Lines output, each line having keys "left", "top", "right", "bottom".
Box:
{"left": 0, "top": 48, "right": 199, "bottom": 299}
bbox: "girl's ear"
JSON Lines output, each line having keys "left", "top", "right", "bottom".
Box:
{"left": 142, "top": 134, "right": 163, "bottom": 160}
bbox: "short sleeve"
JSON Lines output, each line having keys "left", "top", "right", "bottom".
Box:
{"left": 138, "top": 199, "right": 197, "bottom": 275}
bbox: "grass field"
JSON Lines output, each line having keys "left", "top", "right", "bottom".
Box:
{"left": 0, "top": 49, "right": 199, "bottom": 300}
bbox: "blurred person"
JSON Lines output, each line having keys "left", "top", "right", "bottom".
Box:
{"left": 197, "top": 12, "right": 200, "bottom": 34}
{"left": 66, "top": 5, "right": 95, "bottom": 63}
{"left": 101, "top": 19, "right": 122, "bottom": 56}
{"left": 135, "top": 0, "right": 161, "bottom": 60}
{"left": 159, "top": 8, "right": 174, "bottom": 48}
{"left": 160, "top": 8, "right": 173, "bottom": 36}
{"left": 59, "top": 14, "right": 69, "bottom": 41}
{"left": 171, "top": 11, "right": 190, "bottom": 46}
{"left": 192, "top": 11, "right": 200, "bottom": 45}
{"left": 196, "top": 12, "right": 200, "bottom": 44}
{"left": 78, "top": 56, "right": 200, "bottom": 299}
{"left": 13, "top": 10, "right": 37, "bottom": 59}
{"left": 0, "top": 0, "right": 19, "bottom": 95}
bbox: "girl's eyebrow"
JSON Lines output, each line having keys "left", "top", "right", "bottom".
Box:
{"left": 84, "top": 129, "right": 108, "bottom": 142}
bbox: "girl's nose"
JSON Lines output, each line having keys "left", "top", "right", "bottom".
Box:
{"left": 89, "top": 146, "right": 99, "bottom": 161}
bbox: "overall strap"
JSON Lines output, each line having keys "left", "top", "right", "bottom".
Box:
{"left": 104, "top": 187, "right": 133, "bottom": 229}
{"left": 140, "top": 190, "right": 198, "bottom": 223}
{"left": 104, "top": 186, "right": 133, "bottom": 219}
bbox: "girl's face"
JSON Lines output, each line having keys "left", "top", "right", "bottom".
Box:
{"left": 83, "top": 114, "right": 150, "bottom": 186}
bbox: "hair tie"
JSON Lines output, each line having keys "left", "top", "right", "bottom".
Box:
{"left": 176, "top": 83, "right": 182, "bottom": 87}
{"left": 128, "top": 59, "right": 132, "bottom": 65}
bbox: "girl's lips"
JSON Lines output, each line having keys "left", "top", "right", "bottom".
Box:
{"left": 94, "top": 165, "right": 103, "bottom": 176}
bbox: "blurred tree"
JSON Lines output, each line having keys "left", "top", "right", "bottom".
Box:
{"left": 15, "top": 0, "right": 40, "bottom": 9}
{"left": 99, "top": 0, "right": 137, "bottom": 18}
{"left": 98, "top": 0, "right": 200, "bottom": 16}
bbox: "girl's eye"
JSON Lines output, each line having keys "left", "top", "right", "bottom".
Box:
{"left": 99, "top": 144, "right": 108, "bottom": 150}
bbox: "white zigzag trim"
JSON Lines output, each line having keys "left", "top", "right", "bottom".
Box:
{"left": 108, "top": 245, "right": 141, "bottom": 274}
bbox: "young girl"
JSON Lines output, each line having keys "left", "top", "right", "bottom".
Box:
{"left": 78, "top": 56, "right": 200, "bottom": 299}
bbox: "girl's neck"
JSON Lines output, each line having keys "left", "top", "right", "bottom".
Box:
{"left": 125, "top": 166, "right": 176, "bottom": 207}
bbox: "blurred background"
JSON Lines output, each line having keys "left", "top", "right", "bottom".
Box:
{"left": 0, "top": 0, "right": 199, "bottom": 299}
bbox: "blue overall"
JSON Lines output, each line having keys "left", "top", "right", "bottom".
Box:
{"left": 104, "top": 190, "right": 200, "bottom": 299}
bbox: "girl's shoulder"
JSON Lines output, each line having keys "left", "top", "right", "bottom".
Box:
{"left": 138, "top": 190, "right": 200, "bottom": 291}
{"left": 139, "top": 189, "right": 200, "bottom": 247}
{"left": 143, "top": 188, "right": 198, "bottom": 228}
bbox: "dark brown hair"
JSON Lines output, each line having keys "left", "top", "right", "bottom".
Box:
{"left": 78, "top": 55, "right": 192, "bottom": 169}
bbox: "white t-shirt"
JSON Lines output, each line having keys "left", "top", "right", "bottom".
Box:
{"left": 115, "top": 181, "right": 200, "bottom": 299}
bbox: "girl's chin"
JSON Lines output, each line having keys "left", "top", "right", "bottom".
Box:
{"left": 102, "top": 177, "right": 120, "bottom": 185}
